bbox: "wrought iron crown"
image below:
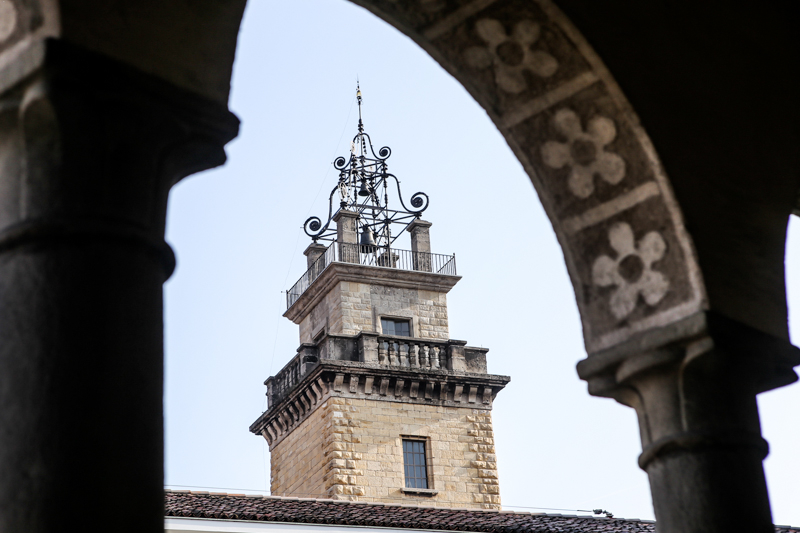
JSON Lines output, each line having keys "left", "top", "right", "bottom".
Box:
{"left": 303, "top": 85, "right": 430, "bottom": 247}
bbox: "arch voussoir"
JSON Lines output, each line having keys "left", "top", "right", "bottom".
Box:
{"left": 346, "top": 2, "right": 800, "bottom": 531}
{"left": 350, "top": 0, "right": 705, "bottom": 355}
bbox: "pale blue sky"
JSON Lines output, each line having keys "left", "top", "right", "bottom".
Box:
{"left": 163, "top": 0, "right": 800, "bottom": 525}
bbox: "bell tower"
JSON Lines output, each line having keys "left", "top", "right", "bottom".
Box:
{"left": 250, "top": 87, "right": 510, "bottom": 509}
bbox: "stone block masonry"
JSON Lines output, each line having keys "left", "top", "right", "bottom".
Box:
{"left": 270, "top": 397, "right": 501, "bottom": 509}
{"left": 269, "top": 394, "right": 329, "bottom": 499}
{"left": 267, "top": 241, "right": 505, "bottom": 511}
{"left": 300, "top": 281, "right": 450, "bottom": 344}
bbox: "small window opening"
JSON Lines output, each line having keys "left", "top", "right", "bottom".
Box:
{"left": 402, "top": 439, "right": 428, "bottom": 489}
{"left": 381, "top": 318, "right": 411, "bottom": 337}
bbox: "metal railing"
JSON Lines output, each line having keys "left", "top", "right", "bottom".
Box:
{"left": 286, "top": 243, "right": 457, "bottom": 309}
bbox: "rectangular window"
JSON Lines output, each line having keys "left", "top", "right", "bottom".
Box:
{"left": 381, "top": 318, "right": 411, "bottom": 337}
{"left": 402, "top": 439, "right": 428, "bottom": 489}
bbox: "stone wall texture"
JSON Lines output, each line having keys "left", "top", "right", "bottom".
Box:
{"left": 300, "top": 282, "right": 449, "bottom": 344}
{"left": 270, "top": 397, "right": 500, "bottom": 509}
{"left": 269, "top": 397, "right": 328, "bottom": 499}
{"left": 300, "top": 285, "right": 343, "bottom": 344}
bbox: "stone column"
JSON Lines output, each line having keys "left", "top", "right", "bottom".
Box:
{"left": 447, "top": 339, "right": 468, "bottom": 372}
{"left": 333, "top": 209, "right": 359, "bottom": 264}
{"left": 0, "top": 41, "right": 237, "bottom": 532}
{"left": 409, "top": 219, "right": 432, "bottom": 272}
{"left": 303, "top": 242, "right": 329, "bottom": 282}
{"left": 357, "top": 331, "right": 380, "bottom": 363}
{"left": 304, "top": 242, "right": 328, "bottom": 269}
{"left": 298, "top": 344, "right": 320, "bottom": 375}
{"left": 265, "top": 377, "right": 276, "bottom": 409}
{"left": 578, "top": 312, "right": 800, "bottom": 533}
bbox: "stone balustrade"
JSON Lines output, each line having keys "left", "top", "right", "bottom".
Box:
{"left": 357, "top": 333, "right": 468, "bottom": 372}
{"left": 264, "top": 333, "right": 490, "bottom": 411}
{"left": 377, "top": 336, "right": 449, "bottom": 370}
{"left": 266, "top": 346, "right": 319, "bottom": 409}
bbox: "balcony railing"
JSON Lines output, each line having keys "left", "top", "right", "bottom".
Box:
{"left": 286, "top": 243, "right": 457, "bottom": 309}
{"left": 264, "top": 334, "right": 465, "bottom": 409}
{"left": 265, "top": 347, "right": 319, "bottom": 409}
{"left": 377, "top": 335, "right": 451, "bottom": 370}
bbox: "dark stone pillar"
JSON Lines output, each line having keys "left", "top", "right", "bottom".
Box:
{"left": 578, "top": 312, "right": 800, "bottom": 533}
{"left": 0, "top": 40, "right": 238, "bottom": 532}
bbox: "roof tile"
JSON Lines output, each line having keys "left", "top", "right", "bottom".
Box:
{"left": 164, "top": 492, "right": 799, "bottom": 532}
{"left": 166, "top": 491, "right": 800, "bottom": 533}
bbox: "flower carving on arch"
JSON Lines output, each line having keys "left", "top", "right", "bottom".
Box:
{"left": 464, "top": 19, "right": 558, "bottom": 94}
{"left": 541, "top": 109, "right": 626, "bottom": 199}
{"left": 592, "top": 222, "right": 670, "bottom": 320}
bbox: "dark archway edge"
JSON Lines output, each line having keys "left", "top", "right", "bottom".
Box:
{"left": 0, "top": 0, "right": 798, "bottom": 531}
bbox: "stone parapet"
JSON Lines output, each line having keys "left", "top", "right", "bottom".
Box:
{"left": 264, "top": 345, "right": 320, "bottom": 410}
{"left": 285, "top": 261, "right": 460, "bottom": 326}
{"left": 250, "top": 360, "right": 509, "bottom": 450}
{"left": 261, "top": 333, "right": 494, "bottom": 415}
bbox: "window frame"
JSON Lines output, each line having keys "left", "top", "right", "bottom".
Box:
{"left": 401, "top": 436, "right": 433, "bottom": 492}
{"left": 380, "top": 316, "right": 412, "bottom": 337}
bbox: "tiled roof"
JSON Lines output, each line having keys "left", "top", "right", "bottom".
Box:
{"left": 164, "top": 491, "right": 799, "bottom": 533}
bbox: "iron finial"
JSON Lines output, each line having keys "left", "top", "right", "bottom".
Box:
{"left": 356, "top": 81, "right": 363, "bottom": 133}
{"left": 302, "top": 87, "right": 430, "bottom": 247}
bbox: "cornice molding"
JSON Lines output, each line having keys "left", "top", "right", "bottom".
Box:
{"left": 250, "top": 361, "right": 510, "bottom": 449}
{"left": 284, "top": 262, "right": 461, "bottom": 324}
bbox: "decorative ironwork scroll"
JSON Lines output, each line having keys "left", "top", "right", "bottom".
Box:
{"left": 303, "top": 85, "right": 430, "bottom": 248}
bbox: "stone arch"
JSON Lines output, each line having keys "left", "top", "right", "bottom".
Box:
{"left": 346, "top": 0, "right": 706, "bottom": 355}
{"left": 2, "top": 1, "right": 798, "bottom": 532}
{"left": 1, "top": 1, "right": 704, "bottom": 357}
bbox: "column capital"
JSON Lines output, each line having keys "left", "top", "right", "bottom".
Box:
{"left": 332, "top": 209, "right": 359, "bottom": 222}
{"left": 0, "top": 39, "right": 239, "bottom": 278}
{"left": 577, "top": 311, "right": 800, "bottom": 532}
{"left": 0, "top": 38, "right": 239, "bottom": 533}
{"left": 408, "top": 218, "right": 432, "bottom": 231}
{"left": 303, "top": 242, "right": 328, "bottom": 269}
{"left": 303, "top": 242, "right": 328, "bottom": 256}
{"left": 578, "top": 311, "right": 800, "bottom": 398}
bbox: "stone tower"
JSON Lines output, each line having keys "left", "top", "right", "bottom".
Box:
{"left": 250, "top": 89, "right": 509, "bottom": 509}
